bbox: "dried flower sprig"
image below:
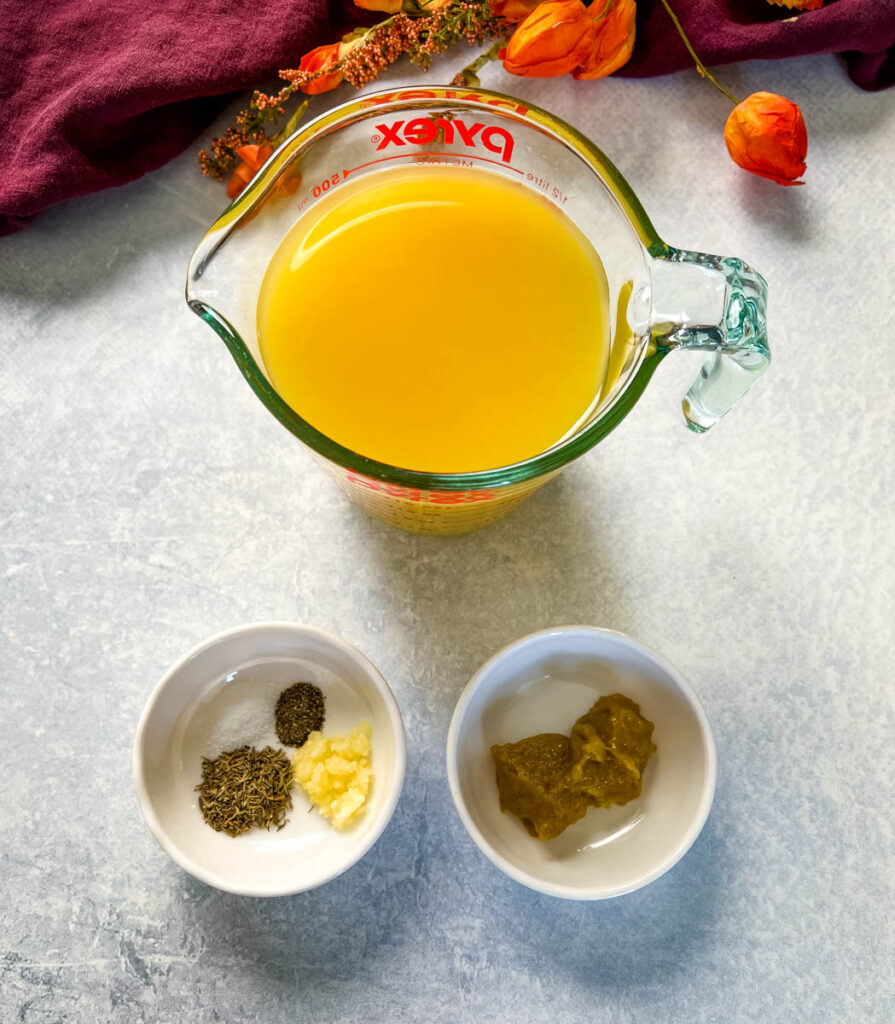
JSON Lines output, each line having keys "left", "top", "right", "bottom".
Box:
{"left": 198, "top": 87, "right": 298, "bottom": 179}
{"left": 201, "top": 0, "right": 817, "bottom": 193}
{"left": 199, "top": 1, "right": 511, "bottom": 185}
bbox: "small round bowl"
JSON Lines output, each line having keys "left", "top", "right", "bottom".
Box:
{"left": 447, "top": 627, "right": 716, "bottom": 900}
{"left": 134, "top": 623, "right": 405, "bottom": 897}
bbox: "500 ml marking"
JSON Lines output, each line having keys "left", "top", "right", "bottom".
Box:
{"left": 313, "top": 171, "right": 344, "bottom": 197}
{"left": 297, "top": 170, "right": 349, "bottom": 211}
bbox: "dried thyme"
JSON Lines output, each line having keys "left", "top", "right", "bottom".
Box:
{"left": 196, "top": 745, "right": 293, "bottom": 837}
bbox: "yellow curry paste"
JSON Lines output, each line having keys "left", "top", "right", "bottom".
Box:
{"left": 491, "top": 694, "right": 655, "bottom": 840}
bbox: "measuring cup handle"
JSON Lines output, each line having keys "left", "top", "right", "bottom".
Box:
{"left": 650, "top": 248, "right": 770, "bottom": 432}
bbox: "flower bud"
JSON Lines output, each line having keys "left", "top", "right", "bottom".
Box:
{"left": 489, "top": 0, "right": 542, "bottom": 22}
{"left": 573, "top": 0, "right": 636, "bottom": 81}
{"left": 503, "top": 0, "right": 597, "bottom": 78}
{"left": 354, "top": 0, "right": 403, "bottom": 12}
{"left": 297, "top": 43, "right": 346, "bottom": 96}
{"left": 724, "top": 91, "right": 807, "bottom": 186}
{"left": 226, "top": 143, "right": 273, "bottom": 199}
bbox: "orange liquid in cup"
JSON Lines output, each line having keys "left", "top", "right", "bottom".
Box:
{"left": 258, "top": 166, "right": 610, "bottom": 473}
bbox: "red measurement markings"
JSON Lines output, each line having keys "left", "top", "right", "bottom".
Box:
{"left": 299, "top": 154, "right": 525, "bottom": 210}
{"left": 345, "top": 470, "right": 495, "bottom": 504}
{"left": 310, "top": 171, "right": 343, "bottom": 198}
{"left": 343, "top": 153, "right": 525, "bottom": 178}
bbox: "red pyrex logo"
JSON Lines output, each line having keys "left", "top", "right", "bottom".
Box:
{"left": 373, "top": 116, "right": 516, "bottom": 163}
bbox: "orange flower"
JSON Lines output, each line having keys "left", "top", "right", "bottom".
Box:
{"left": 573, "top": 0, "right": 636, "bottom": 80}
{"left": 503, "top": 0, "right": 597, "bottom": 78}
{"left": 354, "top": 0, "right": 403, "bottom": 11}
{"left": 226, "top": 143, "right": 273, "bottom": 199}
{"left": 766, "top": 0, "right": 823, "bottom": 9}
{"left": 489, "top": 0, "right": 541, "bottom": 22}
{"left": 298, "top": 42, "right": 345, "bottom": 96}
{"left": 724, "top": 91, "right": 807, "bottom": 186}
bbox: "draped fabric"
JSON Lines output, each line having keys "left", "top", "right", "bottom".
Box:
{"left": 0, "top": 0, "right": 891, "bottom": 234}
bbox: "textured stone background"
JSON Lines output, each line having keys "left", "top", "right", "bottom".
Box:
{"left": 1, "top": 54, "right": 893, "bottom": 1024}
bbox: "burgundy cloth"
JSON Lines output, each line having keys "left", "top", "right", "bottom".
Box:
{"left": 1, "top": 0, "right": 892, "bottom": 235}
{"left": 621, "top": 0, "right": 895, "bottom": 88}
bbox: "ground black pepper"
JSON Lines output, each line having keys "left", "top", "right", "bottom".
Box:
{"left": 275, "top": 682, "right": 325, "bottom": 747}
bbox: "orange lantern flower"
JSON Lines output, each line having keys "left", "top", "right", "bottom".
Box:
{"left": 573, "top": 0, "right": 637, "bottom": 80}
{"left": 489, "top": 0, "right": 541, "bottom": 22}
{"left": 503, "top": 0, "right": 597, "bottom": 78}
{"left": 297, "top": 42, "right": 346, "bottom": 96}
{"left": 724, "top": 91, "right": 807, "bottom": 186}
{"left": 226, "top": 143, "right": 273, "bottom": 199}
{"left": 354, "top": 0, "right": 403, "bottom": 11}
{"left": 766, "top": 0, "right": 823, "bottom": 9}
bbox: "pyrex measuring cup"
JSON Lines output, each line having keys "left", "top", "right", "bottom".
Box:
{"left": 187, "top": 87, "right": 769, "bottom": 535}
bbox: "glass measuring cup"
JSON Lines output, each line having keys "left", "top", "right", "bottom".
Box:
{"left": 187, "top": 87, "right": 769, "bottom": 535}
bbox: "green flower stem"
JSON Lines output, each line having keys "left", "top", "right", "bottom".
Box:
{"left": 455, "top": 39, "right": 507, "bottom": 87}
{"left": 272, "top": 99, "right": 309, "bottom": 146}
{"left": 656, "top": 0, "right": 741, "bottom": 106}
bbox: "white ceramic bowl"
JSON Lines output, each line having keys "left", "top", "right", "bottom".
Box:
{"left": 447, "top": 627, "right": 716, "bottom": 899}
{"left": 134, "top": 623, "right": 405, "bottom": 896}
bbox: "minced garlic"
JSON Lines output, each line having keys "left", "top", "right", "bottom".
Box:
{"left": 291, "top": 721, "right": 373, "bottom": 830}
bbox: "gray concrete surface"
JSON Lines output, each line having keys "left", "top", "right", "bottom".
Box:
{"left": 2, "top": 54, "right": 893, "bottom": 1024}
